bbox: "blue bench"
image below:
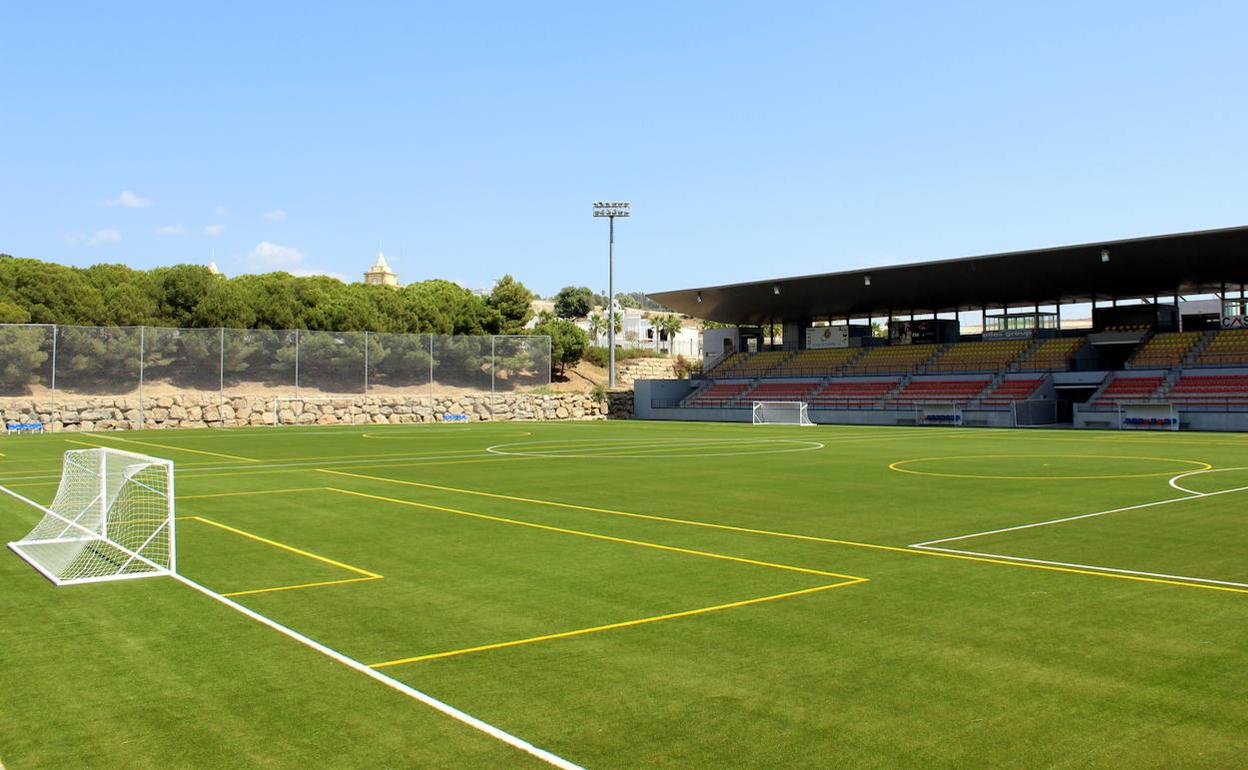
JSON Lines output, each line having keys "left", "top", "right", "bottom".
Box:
{"left": 6, "top": 422, "right": 44, "bottom": 434}
{"left": 441, "top": 413, "right": 469, "bottom": 423}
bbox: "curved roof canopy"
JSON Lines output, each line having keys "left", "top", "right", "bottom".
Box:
{"left": 650, "top": 225, "right": 1248, "bottom": 325}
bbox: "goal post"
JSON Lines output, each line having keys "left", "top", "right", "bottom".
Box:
{"left": 5, "top": 448, "right": 175, "bottom": 585}
{"left": 752, "top": 400, "right": 815, "bottom": 426}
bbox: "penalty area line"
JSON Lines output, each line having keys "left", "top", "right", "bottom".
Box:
{"left": 172, "top": 574, "right": 584, "bottom": 770}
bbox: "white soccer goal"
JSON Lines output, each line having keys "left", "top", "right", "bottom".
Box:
{"left": 5, "top": 448, "right": 175, "bottom": 585}
{"left": 752, "top": 400, "right": 815, "bottom": 426}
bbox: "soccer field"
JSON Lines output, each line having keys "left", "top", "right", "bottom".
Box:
{"left": 3, "top": 421, "right": 1248, "bottom": 768}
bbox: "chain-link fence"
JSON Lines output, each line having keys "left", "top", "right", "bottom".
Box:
{"left": 0, "top": 324, "right": 551, "bottom": 426}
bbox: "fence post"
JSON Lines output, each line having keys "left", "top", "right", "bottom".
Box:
{"left": 294, "top": 328, "right": 300, "bottom": 397}
{"left": 429, "top": 334, "right": 435, "bottom": 415}
{"left": 138, "top": 326, "right": 145, "bottom": 431}
{"left": 363, "top": 331, "right": 369, "bottom": 395}
{"left": 219, "top": 327, "right": 225, "bottom": 395}
{"left": 491, "top": 335, "right": 496, "bottom": 394}
{"left": 50, "top": 325, "right": 57, "bottom": 432}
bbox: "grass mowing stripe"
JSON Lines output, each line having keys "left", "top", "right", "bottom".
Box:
{"left": 187, "top": 515, "right": 381, "bottom": 578}
{"left": 177, "top": 487, "right": 326, "bottom": 500}
{"left": 320, "top": 469, "right": 1248, "bottom": 596}
{"left": 324, "top": 487, "right": 863, "bottom": 581}
{"left": 223, "top": 575, "right": 383, "bottom": 597}
{"left": 0, "top": 452, "right": 538, "bottom": 487}
{"left": 83, "top": 433, "right": 260, "bottom": 462}
{"left": 171, "top": 573, "right": 586, "bottom": 770}
{"left": 370, "top": 579, "right": 867, "bottom": 668}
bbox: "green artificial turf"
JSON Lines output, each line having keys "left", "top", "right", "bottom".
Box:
{"left": 2, "top": 420, "right": 1248, "bottom": 767}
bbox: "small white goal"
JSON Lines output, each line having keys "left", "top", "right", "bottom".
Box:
{"left": 752, "top": 400, "right": 815, "bottom": 426}
{"left": 4, "top": 448, "right": 175, "bottom": 585}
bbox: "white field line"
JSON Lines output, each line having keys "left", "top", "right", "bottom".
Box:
{"left": 913, "top": 546, "right": 1248, "bottom": 590}
{"left": 910, "top": 482, "right": 1248, "bottom": 548}
{"left": 172, "top": 573, "right": 583, "bottom": 770}
{"left": 1168, "top": 466, "right": 1248, "bottom": 495}
{"left": 0, "top": 449, "right": 495, "bottom": 484}
{"left": 486, "top": 437, "right": 824, "bottom": 458}
{"left": 909, "top": 467, "right": 1248, "bottom": 589}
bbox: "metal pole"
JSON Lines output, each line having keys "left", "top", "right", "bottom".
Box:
{"left": 138, "top": 326, "right": 145, "bottom": 431}
{"left": 219, "top": 327, "right": 225, "bottom": 396}
{"left": 608, "top": 215, "right": 616, "bottom": 389}
{"left": 50, "top": 325, "right": 57, "bottom": 432}
{"left": 491, "top": 335, "right": 496, "bottom": 394}
{"left": 364, "top": 331, "right": 369, "bottom": 395}
{"left": 294, "top": 329, "right": 300, "bottom": 397}
{"left": 429, "top": 334, "right": 435, "bottom": 417}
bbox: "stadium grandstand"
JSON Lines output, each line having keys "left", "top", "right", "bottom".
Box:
{"left": 639, "top": 225, "right": 1248, "bottom": 431}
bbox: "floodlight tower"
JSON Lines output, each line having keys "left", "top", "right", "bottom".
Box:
{"left": 593, "top": 201, "right": 630, "bottom": 388}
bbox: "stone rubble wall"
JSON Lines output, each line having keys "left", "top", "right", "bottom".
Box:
{"left": 616, "top": 358, "right": 678, "bottom": 388}
{"left": 0, "top": 392, "right": 621, "bottom": 431}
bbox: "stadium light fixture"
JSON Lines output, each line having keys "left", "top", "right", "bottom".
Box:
{"left": 1101, "top": 249, "right": 1110, "bottom": 263}
{"left": 773, "top": 283, "right": 781, "bottom": 295}
{"left": 864, "top": 274, "right": 872, "bottom": 287}
{"left": 593, "top": 201, "right": 630, "bottom": 388}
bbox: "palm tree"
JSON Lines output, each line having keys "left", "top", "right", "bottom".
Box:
{"left": 653, "top": 314, "right": 684, "bottom": 354}
{"left": 588, "top": 312, "right": 622, "bottom": 347}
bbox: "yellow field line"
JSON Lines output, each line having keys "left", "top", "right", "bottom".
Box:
{"left": 320, "top": 469, "right": 1248, "bottom": 596}
{"left": 223, "top": 575, "right": 382, "bottom": 597}
{"left": 326, "top": 487, "right": 861, "bottom": 581}
{"left": 186, "top": 515, "right": 381, "bottom": 578}
{"left": 84, "top": 433, "right": 259, "bottom": 462}
{"left": 148, "top": 454, "right": 543, "bottom": 484}
{"left": 176, "top": 487, "right": 326, "bottom": 500}
{"left": 370, "top": 578, "right": 867, "bottom": 668}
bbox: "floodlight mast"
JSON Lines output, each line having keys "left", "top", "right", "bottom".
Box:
{"left": 593, "top": 201, "right": 630, "bottom": 388}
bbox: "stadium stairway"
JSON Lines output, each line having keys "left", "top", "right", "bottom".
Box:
{"left": 1088, "top": 373, "right": 1166, "bottom": 407}
{"left": 1182, "top": 330, "right": 1218, "bottom": 366}
{"left": 1126, "top": 331, "right": 1202, "bottom": 370}
{"left": 1190, "top": 329, "right": 1248, "bottom": 368}
{"left": 977, "top": 374, "right": 1047, "bottom": 407}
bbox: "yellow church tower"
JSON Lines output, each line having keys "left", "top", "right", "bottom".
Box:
{"left": 364, "top": 252, "right": 398, "bottom": 286}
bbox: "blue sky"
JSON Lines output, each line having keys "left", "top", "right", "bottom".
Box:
{"left": 2, "top": 1, "right": 1245, "bottom": 298}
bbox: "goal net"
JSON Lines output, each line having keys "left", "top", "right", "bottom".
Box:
{"left": 752, "top": 400, "right": 814, "bottom": 426}
{"left": 5, "top": 448, "right": 175, "bottom": 585}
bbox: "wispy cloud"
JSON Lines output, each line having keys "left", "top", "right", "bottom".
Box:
{"left": 214, "top": 205, "right": 229, "bottom": 217}
{"left": 262, "top": 209, "right": 286, "bottom": 222}
{"left": 249, "top": 240, "right": 304, "bottom": 267}
{"left": 105, "top": 190, "right": 151, "bottom": 208}
{"left": 204, "top": 224, "right": 225, "bottom": 237}
{"left": 154, "top": 224, "right": 185, "bottom": 236}
{"left": 88, "top": 228, "right": 122, "bottom": 246}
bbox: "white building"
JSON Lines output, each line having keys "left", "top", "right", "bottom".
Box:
{"left": 580, "top": 307, "right": 702, "bottom": 357}
{"left": 364, "top": 252, "right": 398, "bottom": 286}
